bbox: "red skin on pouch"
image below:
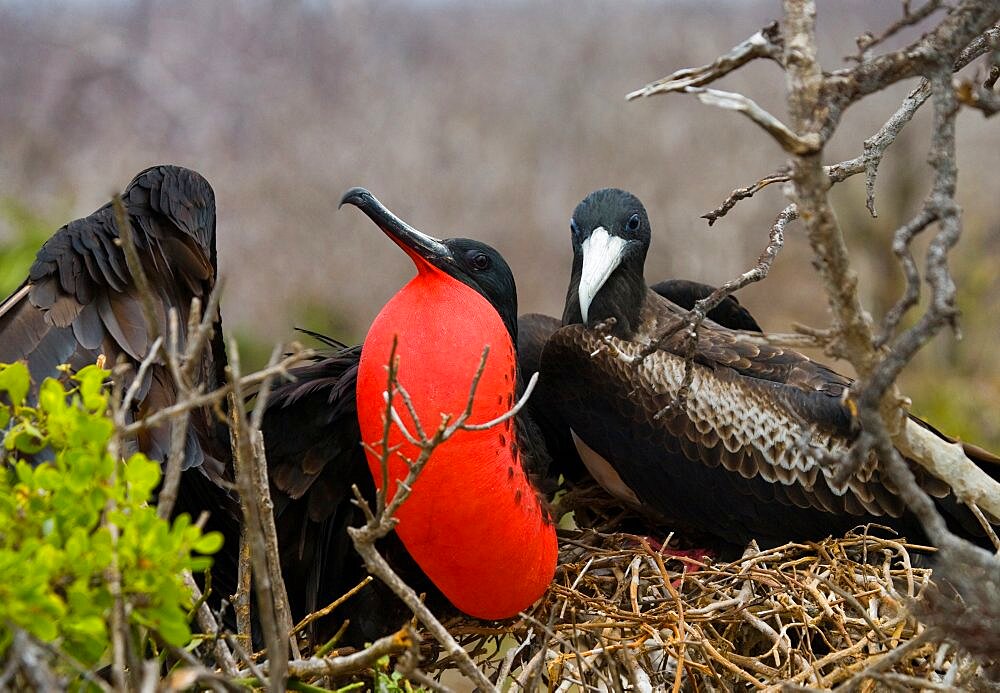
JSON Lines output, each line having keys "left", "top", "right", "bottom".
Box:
{"left": 356, "top": 256, "right": 557, "bottom": 620}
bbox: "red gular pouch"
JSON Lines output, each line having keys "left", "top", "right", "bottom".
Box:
{"left": 343, "top": 188, "right": 557, "bottom": 620}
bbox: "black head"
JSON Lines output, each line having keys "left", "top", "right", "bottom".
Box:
{"left": 438, "top": 238, "right": 519, "bottom": 342}
{"left": 340, "top": 188, "right": 519, "bottom": 341}
{"left": 562, "top": 188, "right": 650, "bottom": 337}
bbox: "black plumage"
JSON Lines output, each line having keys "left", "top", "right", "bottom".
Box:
{"left": 0, "top": 166, "right": 239, "bottom": 609}
{"left": 0, "top": 165, "right": 230, "bottom": 481}
{"left": 260, "top": 335, "right": 436, "bottom": 645}
{"left": 534, "top": 187, "right": 1000, "bottom": 550}
{"left": 260, "top": 190, "right": 554, "bottom": 644}
{"left": 518, "top": 278, "right": 763, "bottom": 482}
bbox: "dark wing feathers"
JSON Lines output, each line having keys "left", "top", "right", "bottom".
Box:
{"left": 649, "top": 279, "right": 763, "bottom": 333}
{"left": 518, "top": 282, "right": 769, "bottom": 484}
{"left": 540, "top": 288, "right": 993, "bottom": 547}
{"left": 0, "top": 165, "right": 227, "bottom": 479}
{"left": 540, "top": 321, "right": 906, "bottom": 546}
{"left": 263, "top": 344, "right": 366, "bottom": 518}
{"left": 261, "top": 342, "right": 428, "bottom": 643}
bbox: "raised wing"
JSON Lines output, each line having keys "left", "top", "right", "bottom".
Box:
{"left": 0, "top": 165, "right": 228, "bottom": 477}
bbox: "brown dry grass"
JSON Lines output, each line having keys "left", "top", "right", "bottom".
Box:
{"left": 286, "top": 481, "right": 993, "bottom": 690}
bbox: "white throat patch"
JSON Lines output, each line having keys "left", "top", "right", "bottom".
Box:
{"left": 578, "top": 226, "right": 628, "bottom": 324}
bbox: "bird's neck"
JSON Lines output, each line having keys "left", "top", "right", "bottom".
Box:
{"left": 563, "top": 258, "right": 646, "bottom": 340}
{"left": 356, "top": 269, "right": 556, "bottom": 619}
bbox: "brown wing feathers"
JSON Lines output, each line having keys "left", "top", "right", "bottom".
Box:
{"left": 0, "top": 165, "right": 227, "bottom": 476}
{"left": 540, "top": 286, "right": 996, "bottom": 548}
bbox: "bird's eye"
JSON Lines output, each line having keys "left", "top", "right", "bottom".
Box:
{"left": 471, "top": 253, "right": 491, "bottom": 271}
{"left": 626, "top": 213, "right": 640, "bottom": 232}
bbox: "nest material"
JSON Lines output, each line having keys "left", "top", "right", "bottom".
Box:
{"left": 424, "top": 483, "right": 995, "bottom": 691}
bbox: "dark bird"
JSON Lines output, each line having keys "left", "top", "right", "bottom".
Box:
{"left": 518, "top": 279, "right": 762, "bottom": 481}
{"left": 533, "top": 187, "right": 1000, "bottom": 550}
{"left": 0, "top": 165, "right": 230, "bottom": 483}
{"left": 262, "top": 189, "right": 557, "bottom": 643}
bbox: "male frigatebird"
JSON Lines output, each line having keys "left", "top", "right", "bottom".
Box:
{"left": 533, "top": 187, "right": 1000, "bottom": 550}
{"left": 262, "top": 189, "right": 558, "bottom": 642}
{"left": 0, "top": 165, "right": 231, "bottom": 484}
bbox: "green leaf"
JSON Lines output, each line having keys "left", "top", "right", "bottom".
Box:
{"left": 74, "top": 365, "right": 109, "bottom": 413}
{"left": 8, "top": 422, "right": 45, "bottom": 454}
{"left": 123, "top": 454, "right": 160, "bottom": 494}
{"left": 0, "top": 362, "right": 30, "bottom": 406}
{"left": 193, "top": 531, "right": 224, "bottom": 555}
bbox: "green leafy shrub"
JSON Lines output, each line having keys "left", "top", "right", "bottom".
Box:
{"left": 0, "top": 362, "right": 223, "bottom": 670}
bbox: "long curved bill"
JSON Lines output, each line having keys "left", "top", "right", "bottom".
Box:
{"left": 340, "top": 187, "right": 453, "bottom": 266}
{"left": 578, "top": 226, "right": 628, "bottom": 324}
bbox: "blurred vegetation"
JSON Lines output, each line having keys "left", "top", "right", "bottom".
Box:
{"left": 0, "top": 198, "right": 62, "bottom": 296}
{"left": 0, "top": 0, "right": 996, "bottom": 449}
{"left": 0, "top": 362, "right": 222, "bottom": 680}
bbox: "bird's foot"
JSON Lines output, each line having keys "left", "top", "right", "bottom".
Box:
{"left": 628, "top": 534, "right": 715, "bottom": 587}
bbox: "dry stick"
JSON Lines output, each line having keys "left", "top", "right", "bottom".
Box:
{"left": 234, "top": 520, "right": 253, "bottom": 648}
{"left": 158, "top": 285, "right": 227, "bottom": 518}
{"left": 226, "top": 339, "right": 289, "bottom": 692}
{"left": 684, "top": 86, "right": 822, "bottom": 155}
{"left": 692, "top": 25, "right": 999, "bottom": 226}
{"left": 183, "top": 570, "right": 240, "bottom": 677}
{"left": 223, "top": 631, "right": 267, "bottom": 685}
{"left": 10, "top": 630, "right": 61, "bottom": 692}
{"left": 701, "top": 169, "right": 790, "bottom": 226}
{"left": 784, "top": 0, "right": 888, "bottom": 382}
{"left": 349, "top": 537, "right": 490, "bottom": 689}
{"left": 852, "top": 0, "right": 945, "bottom": 61}
{"left": 396, "top": 640, "right": 452, "bottom": 693}
{"left": 104, "top": 374, "right": 133, "bottom": 690}
{"left": 876, "top": 209, "right": 936, "bottom": 347}
{"left": 833, "top": 626, "right": 936, "bottom": 692}
{"left": 247, "top": 627, "right": 414, "bottom": 680}
{"left": 111, "top": 194, "right": 159, "bottom": 344}
{"left": 626, "top": 20, "right": 784, "bottom": 100}
{"left": 120, "top": 335, "right": 164, "bottom": 413}
{"left": 618, "top": 204, "right": 793, "bottom": 416}
{"left": 859, "top": 64, "right": 1000, "bottom": 520}
{"left": 158, "top": 309, "right": 194, "bottom": 521}
{"left": 121, "top": 350, "right": 312, "bottom": 438}
{"left": 240, "top": 345, "right": 300, "bottom": 662}
{"left": 956, "top": 75, "right": 1000, "bottom": 114}
{"left": 291, "top": 576, "right": 374, "bottom": 636}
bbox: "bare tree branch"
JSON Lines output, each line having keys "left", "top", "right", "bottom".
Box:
{"left": 226, "top": 339, "right": 294, "bottom": 691}
{"left": 683, "top": 86, "right": 822, "bottom": 154}
{"left": 626, "top": 21, "right": 783, "bottom": 100}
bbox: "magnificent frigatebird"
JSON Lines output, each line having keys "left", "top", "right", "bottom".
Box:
{"left": 0, "top": 165, "right": 231, "bottom": 483}
{"left": 533, "top": 187, "right": 1000, "bottom": 550}
{"left": 262, "top": 189, "right": 557, "bottom": 642}
{"left": 517, "top": 279, "right": 762, "bottom": 482}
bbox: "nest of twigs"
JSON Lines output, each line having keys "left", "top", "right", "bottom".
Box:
{"left": 405, "top": 481, "right": 994, "bottom": 691}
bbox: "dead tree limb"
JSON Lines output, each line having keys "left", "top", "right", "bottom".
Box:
{"left": 629, "top": 1, "right": 1000, "bottom": 662}
{"left": 226, "top": 340, "right": 295, "bottom": 691}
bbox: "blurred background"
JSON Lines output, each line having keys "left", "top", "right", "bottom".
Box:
{"left": 0, "top": 0, "right": 997, "bottom": 448}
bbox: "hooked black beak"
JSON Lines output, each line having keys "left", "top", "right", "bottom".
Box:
{"left": 340, "top": 187, "right": 452, "bottom": 266}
